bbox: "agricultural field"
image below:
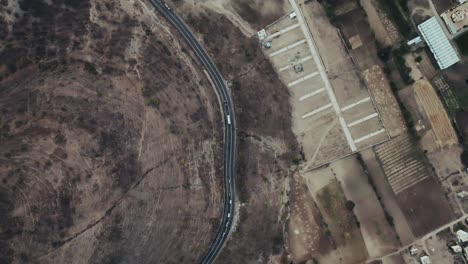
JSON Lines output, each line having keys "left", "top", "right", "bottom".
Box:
{"left": 413, "top": 79, "right": 458, "bottom": 148}
{"left": 331, "top": 156, "right": 400, "bottom": 258}
{"left": 315, "top": 178, "right": 369, "bottom": 263}
{"left": 397, "top": 176, "right": 455, "bottom": 237}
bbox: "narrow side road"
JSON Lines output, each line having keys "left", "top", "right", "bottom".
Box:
{"left": 149, "top": 1, "right": 237, "bottom": 263}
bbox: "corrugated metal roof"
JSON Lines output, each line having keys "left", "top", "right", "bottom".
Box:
{"left": 418, "top": 17, "right": 460, "bottom": 69}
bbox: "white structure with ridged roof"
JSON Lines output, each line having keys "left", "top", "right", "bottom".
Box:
{"left": 418, "top": 16, "right": 460, "bottom": 69}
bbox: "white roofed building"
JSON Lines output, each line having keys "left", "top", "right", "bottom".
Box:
{"left": 257, "top": 29, "right": 267, "bottom": 41}
{"left": 418, "top": 17, "right": 460, "bottom": 69}
{"left": 420, "top": 256, "right": 432, "bottom": 264}
{"left": 457, "top": 229, "right": 468, "bottom": 243}
{"left": 452, "top": 245, "right": 463, "bottom": 253}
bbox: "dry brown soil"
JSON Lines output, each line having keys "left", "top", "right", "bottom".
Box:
{"left": 396, "top": 177, "right": 455, "bottom": 237}
{"left": 287, "top": 172, "right": 331, "bottom": 263}
{"left": 0, "top": 0, "right": 224, "bottom": 263}
{"left": 229, "top": 0, "right": 287, "bottom": 30}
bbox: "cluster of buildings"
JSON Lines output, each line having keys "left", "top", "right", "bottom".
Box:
{"left": 449, "top": 229, "right": 468, "bottom": 260}
{"left": 407, "top": 227, "right": 468, "bottom": 264}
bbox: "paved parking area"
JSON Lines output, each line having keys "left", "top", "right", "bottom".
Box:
{"left": 259, "top": 1, "right": 388, "bottom": 168}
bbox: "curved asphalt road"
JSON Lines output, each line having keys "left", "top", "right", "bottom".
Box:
{"left": 149, "top": 1, "right": 236, "bottom": 263}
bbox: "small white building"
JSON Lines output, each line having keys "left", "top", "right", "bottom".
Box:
{"left": 457, "top": 190, "right": 468, "bottom": 198}
{"left": 420, "top": 255, "right": 431, "bottom": 264}
{"left": 257, "top": 29, "right": 267, "bottom": 41}
{"left": 409, "top": 246, "right": 418, "bottom": 255}
{"left": 452, "top": 245, "right": 463, "bottom": 253}
{"left": 457, "top": 230, "right": 468, "bottom": 243}
{"left": 407, "top": 36, "right": 423, "bottom": 46}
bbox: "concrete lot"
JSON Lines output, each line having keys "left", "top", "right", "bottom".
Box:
{"left": 260, "top": 1, "right": 388, "bottom": 168}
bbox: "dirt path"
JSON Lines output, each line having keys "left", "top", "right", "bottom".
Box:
{"left": 202, "top": 0, "right": 256, "bottom": 37}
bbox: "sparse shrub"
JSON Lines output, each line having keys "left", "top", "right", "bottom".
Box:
{"left": 20, "top": 143, "right": 29, "bottom": 152}
{"left": 99, "top": 131, "right": 119, "bottom": 152}
{"left": 231, "top": 80, "right": 240, "bottom": 90}
{"left": 393, "top": 48, "right": 414, "bottom": 85}
{"left": 108, "top": 226, "right": 122, "bottom": 242}
{"left": 44, "top": 160, "right": 52, "bottom": 169}
{"left": 147, "top": 98, "right": 160, "bottom": 108}
{"left": 415, "top": 56, "right": 422, "bottom": 63}
{"left": 384, "top": 211, "right": 394, "bottom": 226}
{"left": 345, "top": 200, "right": 355, "bottom": 211}
{"left": 7, "top": 63, "right": 16, "bottom": 73}
{"left": 292, "top": 154, "right": 302, "bottom": 165}
{"left": 84, "top": 62, "right": 98, "bottom": 75}
{"left": 142, "top": 86, "right": 152, "bottom": 98}
{"left": 377, "top": 47, "right": 392, "bottom": 62}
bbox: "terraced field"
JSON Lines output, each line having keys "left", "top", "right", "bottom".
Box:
{"left": 374, "top": 135, "right": 430, "bottom": 194}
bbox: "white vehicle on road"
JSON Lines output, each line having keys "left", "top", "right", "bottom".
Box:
{"left": 226, "top": 114, "right": 231, "bottom": 125}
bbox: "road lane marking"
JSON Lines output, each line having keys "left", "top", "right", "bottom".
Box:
{"left": 347, "top": 113, "right": 379, "bottom": 127}
{"left": 299, "top": 88, "right": 325, "bottom": 101}
{"left": 353, "top": 129, "right": 385, "bottom": 144}
{"left": 341, "top": 97, "right": 371, "bottom": 112}
{"left": 269, "top": 39, "right": 307, "bottom": 57}
{"left": 288, "top": 71, "right": 319, "bottom": 87}
{"left": 279, "top": 55, "right": 313, "bottom": 72}
{"left": 301, "top": 103, "right": 332, "bottom": 119}
{"left": 266, "top": 23, "right": 300, "bottom": 39}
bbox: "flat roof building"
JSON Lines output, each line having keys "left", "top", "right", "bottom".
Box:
{"left": 257, "top": 29, "right": 267, "bottom": 41}
{"left": 420, "top": 255, "right": 432, "bottom": 264}
{"left": 457, "top": 229, "right": 468, "bottom": 242}
{"left": 418, "top": 17, "right": 460, "bottom": 69}
{"left": 441, "top": 1, "right": 468, "bottom": 35}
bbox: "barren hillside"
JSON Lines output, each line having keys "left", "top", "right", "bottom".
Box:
{"left": 0, "top": 0, "right": 223, "bottom": 263}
